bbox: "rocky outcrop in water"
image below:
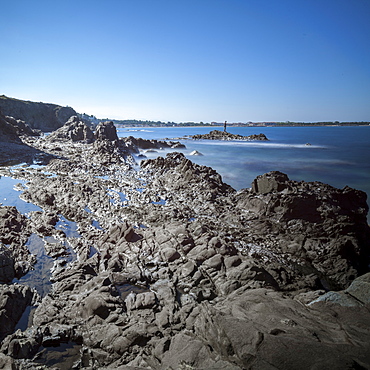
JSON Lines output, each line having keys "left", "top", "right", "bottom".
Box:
{"left": 0, "top": 95, "right": 77, "bottom": 132}
{"left": 122, "top": 136, "right": 186, "bottom": 153}
{"left": 0, "top": 120, "right": 369, "bottom": 368}
{"left": 190, "top": 129, "right": 268, "bottom": 141}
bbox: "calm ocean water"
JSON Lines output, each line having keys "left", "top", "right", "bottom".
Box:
{"left": 118, "top": 126, "right": 370, "bottom": 211}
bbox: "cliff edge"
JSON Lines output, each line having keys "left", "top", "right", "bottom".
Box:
{"left": 0, "top": 95, "right": 76, "bottom": 132}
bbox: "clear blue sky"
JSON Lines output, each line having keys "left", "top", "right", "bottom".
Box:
{"left": 1, "top": 0, "right": 370, "bottom": 122}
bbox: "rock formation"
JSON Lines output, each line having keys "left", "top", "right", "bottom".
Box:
{"left": 46, "top": 116, "right": 95, "bottom": 143}
{"left": 122, "top": 136, "right": 186, "bottom": 152}
{"left": 0, "top": 119, "right": 369, "bottom": 369}
{"left": 95, "top": 121, "right": 119, "bottom": 142}
{"left": 191, "top": 129, "right": 268, "bottom": 141}
{"left": 0, "top": 95, "right": 76, "bottom": 132}
{"left": 0, "top": 109, "right": 46, "bottom": 165}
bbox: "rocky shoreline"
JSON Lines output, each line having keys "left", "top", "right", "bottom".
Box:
{"left": 0, "top": 115, "right": 370, "bottom": 369}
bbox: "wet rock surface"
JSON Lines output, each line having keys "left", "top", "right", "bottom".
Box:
{"left": 190, "top": 129, "right": 269, "bottom": 141}
{"left": 0, "top": 121, "right": 369, "bottom": 369}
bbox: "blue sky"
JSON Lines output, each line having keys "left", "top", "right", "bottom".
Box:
{"left": 1, "top": 0, "right": 370, "bottom": 122}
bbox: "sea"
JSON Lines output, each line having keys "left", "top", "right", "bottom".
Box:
{"left": 119, "top": 125, "right": 370, "bottom": 196}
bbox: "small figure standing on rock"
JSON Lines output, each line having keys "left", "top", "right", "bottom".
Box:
{"left": 224, "top": 120, "right": 227, "bottom": 132}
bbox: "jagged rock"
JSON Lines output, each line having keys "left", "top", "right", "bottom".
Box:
{"left": 0, "top": 206, "right": 29, "bottom": 245}
{"left": 189, "top": 150, "right": 203, "bottom": 156}
{"left": 0, "top": 121, "right": 369, "bottom": 369}
{"left": 0, "top": 110, "right": 20, "bottom": 143}
{"left": 95, "top": 121, "right": 119, "bottom": 142}
{"left": 125, "top": 291, "right": 157, "bottom": 311}
{"left": 5, "top": 116, "right": 39, "bottom": 137}
{"left": 0, "top": 109, "right": 44, "bottom": 165}
{"left": 0, "top": 244, "right": 15, "bottom": 282}
{"left": 233, "top": 172, "right": 370, "bottom": 290}
{"left": 0, "top": 284, "right": 34, "bottom": 342}
{"left": 141, "top": 152, "right": 234, "bottom": 205}
{"left": 122, "top": 135, "right": 186, "bottom": 151}
{"left": 29, "top": 211, "right": 59, "bottom": 236}
{"left": 46, "top": 116, "right": 94, "bottom": 143}
{"left": 0, "top": 206, "right": 34, "bottom": 278}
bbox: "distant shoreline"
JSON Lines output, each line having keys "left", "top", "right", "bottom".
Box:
{"left": 116, "top": 124, "right": 370, "bottom": 128}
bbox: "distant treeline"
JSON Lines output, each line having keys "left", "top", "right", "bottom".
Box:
{"left": 273, "top": 121, "right": 370, "bottom": 126}
{"left": 78, "top": 114, "right": 213, "bottom": 127}
{"left": 111, "top": 120, "right": 213, "bottom": 127}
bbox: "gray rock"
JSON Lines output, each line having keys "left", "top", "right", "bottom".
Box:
{"left": 310, "top": 273, "right": 370, "bottom": 306}
{"left": 346, "top": 272, "right": 370, "bottom": 304}
{"left": 189, "top": 150, "right": 203, "bottom": 156}
{"left": 252, "top": 171, "right": 289, "bottom": 194}
{"left": 46, "top": 115, "right": 94, "bottom": 143}
{"left": 0, "top": 244, "right": 15, "bottom": 282}
{"left": 0, "top": 123, "right": 369, "bottom": 369}
{"left": 0, "top": 353, "right": 15, "bottom": 369}
{"left": 95, "top": 121, "right": 119, "bottom": 141}
{"left": 161, "top": 247, "right": 181, "bottom": 262}
{"left": 309, "top": 291, "right": 361, "bottom": 307}
{"left": 0, "top": 95, "right": 77, "bottom": 131}
{"left": 0, "top": 284, "right": 34, "bottom": 341}
{"left": 190, "top": 130, "right": 268, "bottom": 141}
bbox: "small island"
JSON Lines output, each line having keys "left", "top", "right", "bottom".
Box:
{"left": 190, "top": 129, "right": 269, "bottom": 141}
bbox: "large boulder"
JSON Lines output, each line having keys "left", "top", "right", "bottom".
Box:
{"left": 252, "top": 171, "right": 290, "bottom": 194}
